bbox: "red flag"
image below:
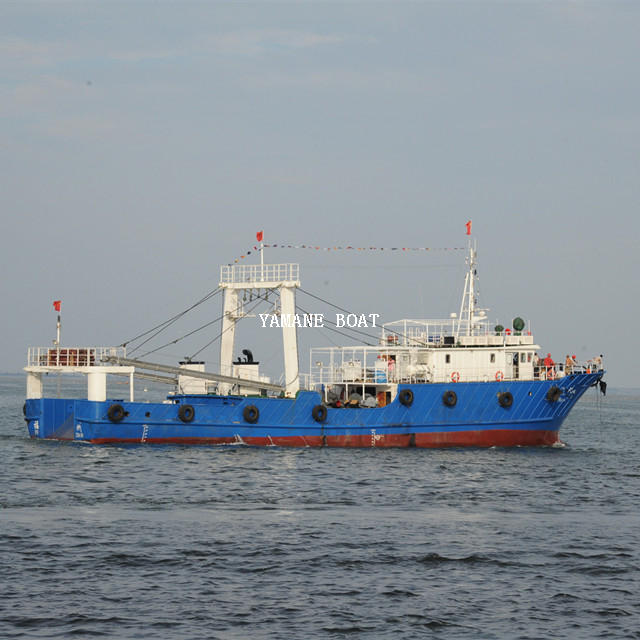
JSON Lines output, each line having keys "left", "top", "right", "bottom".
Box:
{"left": 465, "top": 221, "right": 472, "bottom": 236}
{"left": 53, "top": 300, "right": 61, "bottom": 312}
{"left": 256, "top": 231, "right": 264, "bottom": 242}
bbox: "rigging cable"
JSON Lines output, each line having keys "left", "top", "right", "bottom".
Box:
{"left": 133, "top": 286, "right": 276, "bottom": 364}
{"left": 123, "top": 286, "right": 222, "bottom": 355}
{"left": 297, "top": 287, "right": 431, "bottom": 347}
{"left": 294, "top": 301, "right": 378, "bottom": 347}
{"left": 187, "top": 287, "right": 281, "bottom": 361}
{"left": 297, "top": 288, "right": 381, "bottom": 345}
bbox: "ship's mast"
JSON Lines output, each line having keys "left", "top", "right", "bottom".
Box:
{"left": 456, "top": 238, "right": 487, "bottom": 338}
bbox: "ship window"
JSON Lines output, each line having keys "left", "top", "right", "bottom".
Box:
{"left": 527, "top": 352, "right": 532, "bottom": 363}
{"left": 490, "top": 353, "right": 496, "bottom": 363}
{"left": 445, "top": 354, "right": 451, "bottom": 364}
{"left": 521, "top": 352, "right": 526, "bottom": 361}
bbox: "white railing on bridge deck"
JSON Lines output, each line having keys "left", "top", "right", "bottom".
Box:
{"left": 220, "top": 263, "right": 300, "bottom": 286}
{"left": 27, "top": 347, "right": 127, "bottom": 368}
{"left": 381, "top": 320, "right": 535, "bottom": 348}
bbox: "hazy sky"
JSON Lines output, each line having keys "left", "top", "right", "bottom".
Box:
{"left": 2, "top": 1, "right": 639, "bottom": 390}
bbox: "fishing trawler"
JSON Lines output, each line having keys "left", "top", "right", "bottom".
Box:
{"left": 24, "top": 236, "right": 606, "bottom": 447}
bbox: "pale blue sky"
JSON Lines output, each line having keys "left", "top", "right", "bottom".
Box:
{"left": 2, "top": 1, "right": 638, "bottom": 388}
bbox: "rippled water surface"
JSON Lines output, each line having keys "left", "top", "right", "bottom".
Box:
{"left": 1, "top": 375, "right": 638, "bottom": 639}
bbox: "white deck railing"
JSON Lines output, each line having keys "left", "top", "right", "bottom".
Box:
{"left": 27, "top": 346, "right": 127, "bottom": 368}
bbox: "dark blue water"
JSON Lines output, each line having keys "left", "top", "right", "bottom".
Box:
{"left": 1, "top": 374, "right": 638, "bottom": 639}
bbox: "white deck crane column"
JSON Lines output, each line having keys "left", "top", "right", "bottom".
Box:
{"left": 279, "top": 285, "right": 299, "bottom": 396}
{"left": 219, "top": 263, "right": 301, "bottom": 397}
{"left": 219, "top": 288, "right": 241, "bottom": 385}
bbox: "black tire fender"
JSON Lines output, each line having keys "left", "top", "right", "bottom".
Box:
{"left": 243, "top": 404, "right": 259, "bottom": 424}
{"left": 398, "top": 389, "right": 414, "bottom": 407}
{"left": 312, "top": 404, "right": 328, "bottom": 422}
{"left": 107, "top": 403, "right": 126, "bottom": 422}
{"left": 546, "top": 386, "right": 562, "bottom": 403}
{"left": 178, "top": 404, "right": 195, "bottom": 423}
{"left": 442, "top": 390, "right": 457, "bottom": 407}
{"left": 498, "top": 391, "right": 513, "bottom": 408}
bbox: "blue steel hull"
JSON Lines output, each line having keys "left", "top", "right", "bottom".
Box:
{"left": 25, "top": 373, "right": 603, "bottom": 448}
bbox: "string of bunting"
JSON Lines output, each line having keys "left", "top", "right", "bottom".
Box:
{"left": 228, "top": 242, "right": 467, "bottom": 265}
{"left": 228, "top": 223, "right": 473, "bottom": 265}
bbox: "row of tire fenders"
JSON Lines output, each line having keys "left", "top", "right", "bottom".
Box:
{"left": 104, "top": 386, "right": 564, "bottom": 425}
{"left": 397, "top": 385, "right": 562, "bottom": 411}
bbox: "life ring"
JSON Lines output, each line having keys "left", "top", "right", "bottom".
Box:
{"left": 107, "top": 403, "right": 126, "bottom": 422}
{"left": 178, "top": 404, "right": 195, "bottom": 423}
{"left": 498, "top": 392, "right": 513, "bottom": 408}
{"left": 243, "top": 404, "right": 259, "bottom": 424}
{"left": 546, "top": 386, "right": 562, "bottom": 403}
{"left": 495, "top": 371, "right": 504, "bottom": 382}
{"left": 312, "top": 404, "right": 328, "bottom": 422}
{"left": 451, "top": 372, "right": 460, "bottom": 383}
{"left": 398, "top": 389, "right": 414, "bottom": 407}
{"left": 442, "top": 390, "right": 457, "bottom": 407}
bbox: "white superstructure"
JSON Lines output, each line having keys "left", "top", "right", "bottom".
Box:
{"left": 309, "top": 241, "right": 550, "bottom": 402}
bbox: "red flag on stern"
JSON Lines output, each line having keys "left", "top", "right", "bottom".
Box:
{"left": 53, "top": 300, "right": 61, "bottom": 312}
{"left": 465, "top": 221, "right": 472, "bottom": 236}
{"left": 256, "top": 231, "right": 264, "bottom": 242}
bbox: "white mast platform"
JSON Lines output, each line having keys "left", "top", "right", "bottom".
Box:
{"left": 219, "top": 263, "right": 301, "bottom": 397}
{"left": 25, "top": 347, "right": 135, "bottom": 401}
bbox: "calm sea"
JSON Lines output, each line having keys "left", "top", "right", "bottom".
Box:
{"left": 1, "top": 374, "right": 638, "bottom": 639}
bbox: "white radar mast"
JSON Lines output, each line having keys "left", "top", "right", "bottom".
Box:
{"left": 456, "top": 238, "right": 489, "bottom": 338}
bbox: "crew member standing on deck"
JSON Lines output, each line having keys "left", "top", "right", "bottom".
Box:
{"left": 565, "top": 355, "right": 574, "bottom": 374}
{"left": 588, "top": 354, "right": 603, "bottom": 371}
{"left": 387, "top": 356, "right": 396, "bottom": 382}
{"left": 544, "top": 353, "right": 555, "bottom": 379}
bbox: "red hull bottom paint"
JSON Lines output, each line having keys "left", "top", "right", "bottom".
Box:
{"left": 88, "top": 430, "right": 562, "bottom": 448}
